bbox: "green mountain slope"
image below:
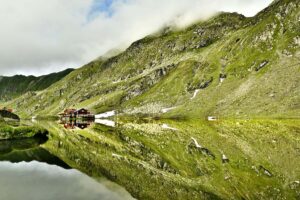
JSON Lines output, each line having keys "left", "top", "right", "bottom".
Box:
{"left": 5, "top": 0, "right": 300, "bottom": 118}
{"left": 0, "top": 68, "right": 74, "bottom": 101}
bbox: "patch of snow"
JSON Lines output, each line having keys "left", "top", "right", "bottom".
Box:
{"left": 190, "top": 89, "right": 200, "bottom": 100}
{"left": 161, "top": 107, "right": 177, "bottom": 113}
{"left": 220, "top": 78, "right": 225, "bottom": 83}
{"left": 222, "top": 154, "right": 229, "bottom": 160}
{"left": 208, "top": 116, "right": 217, "bottom": 121}
{"left": 112, "top": 153, "right": 122, "bottom": 159}
{"left": 161, "top": 124, "right": 178, "bottom": 131}
{"left": 259, "top": 61, "right": 268, "bottom": 68}
{"left": 95, "top": 110, "right": 116, "bottom": 119}
{"left": 294, "top": 36, "right": 300, "bottom": 46}
{"left": 191, "top": 137, "right": 202, "bottom": 148}
{"left": 95, "top": 119, "right": 116, "bottom": 127}
{"left": 112, "top": 80, "right": 121, "bottom": 84}
{"left": 31, "top": 116, "right": 37, "bottom": 123}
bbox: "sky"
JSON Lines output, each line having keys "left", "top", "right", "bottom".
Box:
{"left": 0, "top": 0, "right": 273, "bottom": 76}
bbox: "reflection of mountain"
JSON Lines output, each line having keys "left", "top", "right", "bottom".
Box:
{"left": 40, "top": 119, "right": 300, "bottom": 200}
{"left": 60, "top": 118, "right": 116, "bottom": 129}
{"left": 95, "top": 119, "right": 116, "bottom": 127}
{"left": 0, "top": 138, "right": 70, "bottom": 169}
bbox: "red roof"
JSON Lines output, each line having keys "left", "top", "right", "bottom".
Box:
{"left": 64, "top": 109, "right": 77, "bottom": 114}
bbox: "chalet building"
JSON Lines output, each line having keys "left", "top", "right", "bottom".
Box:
{"left": 59, "top": 108, "right": 94, "bottom": 120}
{"left": 0, "top": 107, "right": 13, "bottom": 113}
{"left": 62, "top": 109, "right": 77, "bottom": 115}
{"left": 75, "top": 108, "right": 91, "bottom": 115}
{"left": 0, "top": 107, "right": 19, "bottom": 121}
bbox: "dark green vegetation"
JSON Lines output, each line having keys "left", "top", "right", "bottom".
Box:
{"left": 0, "top": 125, "right": 48, "bottom": 140}
{"left": 0, "top": 109, "right": 20, "bottom": 120}
{"left": 2, "top": 0, "right": 299, "bottom": 119}
{"left": 35, "top": 119, "right": 299, "bottom": 200}
{"left": 0, "top": 138, "right": 69, "bottom": 168}
{"left": 0, "top": 68, "right": 73, "bottom": 101}
{"left": 0, "top": 113, "right": 48, "bottom": 141}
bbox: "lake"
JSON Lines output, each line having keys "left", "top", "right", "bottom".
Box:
{"left": 0, "top": 138, "right": 134, "bottom": 200}
{"left": 0, "top": 119, "right": 299, "bottom": 199}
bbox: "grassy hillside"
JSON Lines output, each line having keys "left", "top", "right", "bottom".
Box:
{"left": 0, "top": 68, "right": 73, "bottom": 101}
{"left": 5, "top": 0, "right": 300, "bottom": 119}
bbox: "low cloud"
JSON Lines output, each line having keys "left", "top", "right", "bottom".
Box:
{"left": 0, "top": 0, "right": 272, "bottom": 76}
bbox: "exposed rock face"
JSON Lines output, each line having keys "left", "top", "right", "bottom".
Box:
{"left": 187, "top": 77, "right": 214, "bottom": 92}
{"left": 219, "top": 74, "right": 227, "bottom": 83}
{"left": 255, "top": 60, "right": 269, "bottom": 71}
{"left": 259, "top": 165, "right": 273, "bottom": 177}
{"left": 222, "top": 154, "right": 229, "bottom": 163}
{"left": 187, "top": 137, "right": 215, "bottom": 159}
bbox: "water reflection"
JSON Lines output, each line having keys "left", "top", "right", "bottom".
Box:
{"left": 0, "top": 137, "right": 47, "bottom": 155}
{"left": 60, "top": 119, "right": 116, "bottom": 129}
{"left": 0, "top": 161, "right": 134, "bottom": 200}
{"left": 59, "top": 119, "right": 94, "bottom": 129}
{"left": 0, "top": 137, "right": 70, "bottom": 169}
{"left": 20, "top": 119, "right": 300, "bottom": 199}
{"left": 94, "top": 119, "right": 116, "bottom": 127}
{"left": 0, "top": 134, "right": 135, "bottom": 199}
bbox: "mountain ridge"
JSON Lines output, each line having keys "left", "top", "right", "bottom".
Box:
{"left": 0, "top": 68, "right": 74, "bottom": 101}
{"left": 3, "top": 0, "right": 300, "bottom": 119}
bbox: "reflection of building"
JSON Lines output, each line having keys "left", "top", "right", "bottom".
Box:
{"left": 59, "top": 108, "right": 95, "bottom": 130}
{"left": 60, "top": 119, "right": 94, "bottom": 130}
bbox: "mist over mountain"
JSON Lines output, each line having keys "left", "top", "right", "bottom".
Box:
{"left": 0, "top": 0, "right": 272, "bottom": 76}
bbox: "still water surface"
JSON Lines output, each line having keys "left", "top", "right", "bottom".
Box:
{"left": 0, "top": 138, "right": 134, "bottom": 200}
{"left": 0, "top": 161, "right": 134, "bottom": 200}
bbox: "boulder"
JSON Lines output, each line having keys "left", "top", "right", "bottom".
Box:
{"left": 222, "top": 154, "right": 229, "bottom": 163}
{"left": 259, "top": 165, "right": 273, "bottom": 177}
{"left": 255, "top": 60, "right": 269, "bottom": 71}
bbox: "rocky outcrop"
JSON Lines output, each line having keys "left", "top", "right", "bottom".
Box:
{"left": 187, "top": 77, "right": 213, "bottom": 92}
{"left": 0, "top": 110, "right": 20, "bottom": 121}
{"left": 187, "top": 137, "right": 215, "bottom": 159}
{"left": 255, "top": 60, "right": 269, "bottom": 71}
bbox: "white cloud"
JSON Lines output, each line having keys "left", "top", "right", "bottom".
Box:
{"left": 0, "top": 0, "right": 272, "bottom": 76}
